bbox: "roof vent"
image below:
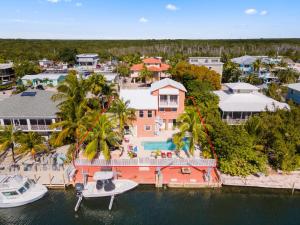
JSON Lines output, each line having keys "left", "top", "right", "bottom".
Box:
{"left": 21, "top": 91, "right": 37, "bottom": 97}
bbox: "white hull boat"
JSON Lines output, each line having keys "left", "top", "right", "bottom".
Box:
{"left": 0, "top": 175, "right": 48, "bottom": 208}
{"left": 83, "top": 179, "right": 138, "bottom": 198}
{"left": 74, "top": 171, "right": 138, "bottom": 211}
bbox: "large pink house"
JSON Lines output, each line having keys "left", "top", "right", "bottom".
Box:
{"left": 120, "top": 78, "right": 187, "bottom": 137}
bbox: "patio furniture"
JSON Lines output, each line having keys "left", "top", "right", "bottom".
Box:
{"left": 124, "top": 137, "right": 130, "bottom": 143}
{"left": 133, "top": 146, "right": 138, "bottom": 152}
{"left": 161, "top": 152, "right": 166, "bottom": 158}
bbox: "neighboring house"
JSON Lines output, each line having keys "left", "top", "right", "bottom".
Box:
{"left": 231, "top": 55, "right": 282, "bottom": 75}
{"left": 120, "top": 78, "right": 186, "bottom": 137}
{"left": 214, "top": 82, "right": 289, "bottom": 125}
{"left": 231, "top": 55, "right": 257, "bottom": 74}
{"left": 0, "top": 90, "right": 60, "bottom": 136}
{"left": 188, "top": 57, "right": 224, "bottom": 75}
{"left": 0, "top": 63, "right": 14, "bottom": 84}
{"left": 38, "top": 58, "right": 54, "bottom": 69}
{"left": 21, "top": 73, "right": 67, "bottom": 87}
{"left": 76, "top": 54, "right": 99, "bottom": 71}
{"left": 130, "top": 57, "right": 170, "bottom": 82}
{"left": 286, "top": 83, "right": 300, "bottom": 104}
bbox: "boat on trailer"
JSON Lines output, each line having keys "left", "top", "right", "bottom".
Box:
{"left": 0, "top": 175, "right": 48, "bottom": 208}
{"left": 74, "top": 171, "right": 138, "bottom": 211}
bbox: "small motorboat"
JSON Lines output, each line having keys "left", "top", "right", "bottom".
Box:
{"left": 0, "top": 175, "right": 48, "bottom": 208}
{"left": 74, "top": 171, "right": 138, "bottom": 211}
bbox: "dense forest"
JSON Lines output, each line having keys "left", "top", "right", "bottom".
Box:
{"left": 1, "top": 38, "right": 300, "bottom": 62}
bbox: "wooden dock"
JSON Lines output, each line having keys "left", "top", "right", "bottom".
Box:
{"left": 0, "top": 163, "right": 75, "bottom": 189}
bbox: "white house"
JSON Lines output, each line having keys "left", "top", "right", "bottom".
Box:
{"left": 76, "top": 54, "right": 99, "bottom": 71}
{"left": 21, "top": 73, "right": 67, "bottom": 87}
{"left": 214, "top": 82, "right": 289, "bottom": 124}
{"left": 0, "top": 63, "right": 14, "bottom": 84}
{"left": 188, "top": 57, "right": 223, "bottom": 75}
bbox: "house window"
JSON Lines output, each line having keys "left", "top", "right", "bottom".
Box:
{"left": 3, "top": 119, "right": 11, "bottom": 125}
{"left": 160, "top": 95, "right": 168, "bottom": 104}
{"left": 291, "top": 90, "right": 294, "bottom": 95}
{"left": 159, "top": 108, "right": 165, "bottom": 112}
{"left": 148, "top": 110, "right": 152, "bottom": 118}
{"left": 172, "top": 119, "right": 176, "bottom": 127}
{"left": 139, "top": 110, "right": 144, "bottom": 118}
{"left": 171, "top": 108, "right": 177, "bottom": 112}
{"left": 170, "top": 95, "right": 178, "bottom": 104}
{"left": 144, "top": 125, "right": 151, "bottom": 131}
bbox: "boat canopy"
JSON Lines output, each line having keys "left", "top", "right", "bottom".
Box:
{"left": 93, "top": 172, "right": 113, "bottom": 180}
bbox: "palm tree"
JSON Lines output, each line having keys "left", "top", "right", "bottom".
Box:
{"left": 110, "top": 99, "right": 136, "bottom": 135}
{"left": 0, "top": 125, "right": 21, "bottom": 163}
{"left": 84, "top": 113, "right": 121, "bottom": 160}
{"left": 51, "top": 72, "right": 89, "bottom": 148}
{"left": 87, "top": 73, "right": 106, "bottom": 97}
{"left": 101, "top": 82, "right": 118, "bottom": 109}
{"left": 174, "top": 107, "right": 207, "bottom": 156}
{"left": 140, "top": 66, "right": 153, "bottom": 83}
{"left": 253, "top": 59, "right": 262, "bottom": 73}
{"left": 17, "top": 132, "right": 48, "bottom": 160}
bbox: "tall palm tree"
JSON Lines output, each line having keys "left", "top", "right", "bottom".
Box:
{"left": 87, "top": 73, "right": 106, "bottom": 97}
{"left": 110, "top": 99, "right": 136, "bottom": 135}
{"left": 84, "top": 113, "right": 121, "bottom": 160}
{"left": 17, "top": 132, "right": 48, "bottom": 160}
{"left": 51, "top": 72, "right": 89, "bottom": 148}
{"left": 101, "top": 82, "right": 118, "bottom": 109}
{"left": 0, "top": 125, "right": 21, "bottom": 163}
{"left": 175, "top": 107, "right": 207, "bottom": 156}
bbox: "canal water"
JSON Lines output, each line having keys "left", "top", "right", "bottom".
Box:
{"left": 0, "top": 186, "right": 299, "bottom": 225}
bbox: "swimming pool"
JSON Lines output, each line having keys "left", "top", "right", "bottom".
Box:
{"left": 142, "top": 139, "right": 189, "bottom": 151}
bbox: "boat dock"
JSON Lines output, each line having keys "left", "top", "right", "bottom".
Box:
{"left": 0, "top": 163, "right": 75, "bottom": 189}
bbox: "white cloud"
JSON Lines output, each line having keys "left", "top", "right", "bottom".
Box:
{"left": 47, "top": 0, "right": 60, "bottom": 3}
{"left": 166, "top": 4, "right": 178, "bottom": 11}
{"left": 245, "top": 8, "right": 257, "bottom": 15}
{"left": 139, "top": 17, "right": 148, "bottom": 23}
{"left": 75, "top": 2, "right": 82, "bottom": 7}
{"left": 260, "top": 10, "right": 268, "bottom": 16}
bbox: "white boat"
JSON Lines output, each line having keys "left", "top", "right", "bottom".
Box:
{"left": 74, "top": 171, "right": 138, "bottom": 211}
{"left": 0, "top": 175, "right": 48, "bottom": 208}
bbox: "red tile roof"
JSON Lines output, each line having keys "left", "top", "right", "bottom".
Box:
{"left": 130, "top": 62, "right": 170, "bottom": 72}
{"left": 143, "top": 58, "right": 162, "bottom": 64}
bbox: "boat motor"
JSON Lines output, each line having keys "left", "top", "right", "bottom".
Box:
{"left": 75, "top": 183, "right": 84, "bottom": 197}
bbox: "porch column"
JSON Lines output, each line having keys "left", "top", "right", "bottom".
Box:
{"left": 0, "top": 119, "right": 4, "bottom": 126}
{"left": 27, "top": 119, "right": 31, "bottom": 131}
{"left": 52, "top": 119, "right": 56, "bottom": 131}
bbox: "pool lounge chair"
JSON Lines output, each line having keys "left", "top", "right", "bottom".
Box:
{"left": 167, "top": 152, "right": 172, "bottom": 158}
{"left": 161, "top": 152, "right": 167, "bottom": 158}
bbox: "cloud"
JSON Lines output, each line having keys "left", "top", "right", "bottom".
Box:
{"left": 260, "top": 10, "right": 268, "bottom": 16}
{"left": 139, "top": 17, "right": 148, "bottom": 23}
{"left": 47, "top": 0, "right": 60, "bottom": 3}
{"left": 166, "top": 4, "right": 178, "bottom": 11}
{"left": 75, "top": 2, "right": 82, "bottom": 7}
{"left": 245, "top": 8, "right": 257, "bottom": 15}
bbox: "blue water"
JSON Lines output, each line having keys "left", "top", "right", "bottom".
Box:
{"left": 142, "top": 139, "right": 189, "bottom": 151}
{"left": 0, "top": 187, "right": 299, "bottom": 225}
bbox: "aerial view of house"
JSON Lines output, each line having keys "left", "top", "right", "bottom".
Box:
{"left": 0, "top": 1, "right": 300, "bottom": 224}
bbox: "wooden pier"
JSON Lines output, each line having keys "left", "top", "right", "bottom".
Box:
{"left": 0, "top": 163, "right": 75, "bottom": 189}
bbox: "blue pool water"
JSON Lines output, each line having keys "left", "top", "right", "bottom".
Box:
{"left": 142, "top": 139, "right": 189, "bottom": 151}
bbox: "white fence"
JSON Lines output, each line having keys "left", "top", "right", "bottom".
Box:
{"left": 75, "top": 157, "right": 216, "bottom": 167}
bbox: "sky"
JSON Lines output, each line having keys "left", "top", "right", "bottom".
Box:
{"left": 0, "top": 0, "right": 299, "bottom": 39}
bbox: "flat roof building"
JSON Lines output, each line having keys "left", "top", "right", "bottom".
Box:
{"left": 0, "top": 63, "right": 14, "bottom": 84}
{"left": 188, "top": 57, "right": 223, "bottom": 75}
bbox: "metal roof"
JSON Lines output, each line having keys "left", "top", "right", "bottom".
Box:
{"left": 0, "top": 90, "right": 58, "bottom": 119}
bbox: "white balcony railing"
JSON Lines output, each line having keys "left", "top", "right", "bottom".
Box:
{"left": 75, "top": 157, "right": 216, "bottom": 167}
